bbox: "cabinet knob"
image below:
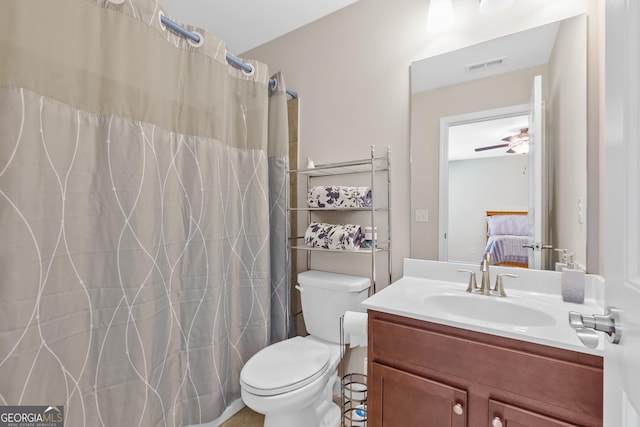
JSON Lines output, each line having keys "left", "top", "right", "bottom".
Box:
{"left": 452, "top": 403, "right": 464, "bottom": 416}
{"left": 492, "top": 416, "right": 504, "bottom": 427}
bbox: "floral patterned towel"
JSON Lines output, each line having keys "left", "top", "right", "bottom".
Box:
{"left": 304, "top": 222, "right": 364, "bottom": 250}
{"left": 307, "top": 186, "right": 372, "bottom": 208}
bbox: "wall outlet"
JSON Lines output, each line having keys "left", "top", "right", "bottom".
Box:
{"left": 415, "top": 209, "right": 429, "bottom": 223}
{"left": 363, "top": 357, "right": 368, "bottom": 375}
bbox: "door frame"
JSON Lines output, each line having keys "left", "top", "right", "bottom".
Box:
{"left": 438, "top": 103, "right": 532, "bottom": 262}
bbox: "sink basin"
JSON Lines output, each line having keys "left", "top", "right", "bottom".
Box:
{"left": 422, "top": 293, "right": 557, "bottom": 327}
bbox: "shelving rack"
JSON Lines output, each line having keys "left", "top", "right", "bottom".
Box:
{"left": 286, "top": 145, "right": 391, "bottom": 295}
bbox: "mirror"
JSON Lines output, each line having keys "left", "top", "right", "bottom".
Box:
{"left": 410, "top": 14, "right": 588, "bottom": 271}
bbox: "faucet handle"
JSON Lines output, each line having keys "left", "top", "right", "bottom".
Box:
{"left": 493, "top": 273, "right": 518, "bottom": 297}
{"left": 457, "top": 269, "right": 478, "bottom": 293}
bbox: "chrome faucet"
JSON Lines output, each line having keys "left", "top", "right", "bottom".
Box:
{"left": 479, "top": 253, "right": 491, "bottom": 295}
{"left": 458, "top": 253, "right": 518, "bottom": 297}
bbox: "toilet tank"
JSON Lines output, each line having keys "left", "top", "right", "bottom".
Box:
{"left": 297, "top": 270, "right": 370, "bottom": 344}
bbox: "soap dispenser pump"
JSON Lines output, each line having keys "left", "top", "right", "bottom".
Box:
{"left": 554, "top": 249, "right": 569, "bottom": 271}
{"left": 566, "top": 253, "right": 576, "bottom": 270}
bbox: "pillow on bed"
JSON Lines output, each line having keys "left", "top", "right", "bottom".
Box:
{"left": 487, "top": 215, "right": 528, "bottom": 236}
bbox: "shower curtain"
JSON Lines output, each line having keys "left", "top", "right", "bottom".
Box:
{"left": 0, "top": 0, "right": 290, "bottom": 425}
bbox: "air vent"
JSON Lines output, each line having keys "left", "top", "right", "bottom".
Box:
{"left": 465, "top": 56, "right": 506, "bottom": 73}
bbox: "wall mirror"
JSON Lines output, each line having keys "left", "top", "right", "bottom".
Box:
{"left": 409, "top": 14, "right": 588, "bottom": 271}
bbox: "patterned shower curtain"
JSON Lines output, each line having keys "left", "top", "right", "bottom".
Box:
{"left": 0, "top": 0, "right": 289, "bottom": 426}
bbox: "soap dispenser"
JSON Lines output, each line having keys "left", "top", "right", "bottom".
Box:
{"left": 554, "top": 249, "right": 569, "bottom": 271}
{"left": 561, "top": 253, "right": 585, "bottom": 303}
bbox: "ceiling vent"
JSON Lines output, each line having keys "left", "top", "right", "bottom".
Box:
{"left": 465, "top": 56, "right": 506, "bottom": 73}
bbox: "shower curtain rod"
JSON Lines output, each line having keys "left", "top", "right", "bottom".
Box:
{"left": 161, "top": 15, "right": 298, "bottom": 99}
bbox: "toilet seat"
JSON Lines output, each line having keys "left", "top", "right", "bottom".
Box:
{"left": 240, "top": 336, "right": 331, "bottom": 396}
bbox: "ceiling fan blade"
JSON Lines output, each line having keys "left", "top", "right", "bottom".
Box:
{"left": 474, "top": 143, "right": 509, "bottom": 152}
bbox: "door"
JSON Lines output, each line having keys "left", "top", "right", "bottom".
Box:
{"left": 527, "top": 75, "right": 543, "bottom": 269}
{"left": 369, "top": 362, "right": 467, "bottom": 427}
{"left": 489, "top": 400, "right": 578, "bottom": 427}
{"left": 603, "top": 0, "right": 640, "bottom": 425}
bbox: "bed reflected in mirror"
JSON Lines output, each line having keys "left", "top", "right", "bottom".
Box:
{"left": 483, "top": 211, "right": 529, "bottom": 268}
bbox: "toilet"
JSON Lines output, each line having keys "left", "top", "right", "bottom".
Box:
{"left": 240, "top": 270, "right": 370, "bottom": 427}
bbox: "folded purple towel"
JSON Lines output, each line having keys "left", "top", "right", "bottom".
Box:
{"left": 304, "top": 222, "right": 364, "bottom": 250}
{"left": 307, "top": 186, "right": 372, "bottom": 209}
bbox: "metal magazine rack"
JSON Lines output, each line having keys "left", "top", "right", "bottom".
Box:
{"left": 340, "top": 316, "right": 367, "bottom": 427}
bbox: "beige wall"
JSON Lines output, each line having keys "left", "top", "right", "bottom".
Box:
{"left": 587, "top": 0, "right": 606, "bottom": 274}
{"left": 245, "top": 0, "right": 593, "bottom": 281}
{"left": 548, "top": 15, "right": 588, "bottom": 269}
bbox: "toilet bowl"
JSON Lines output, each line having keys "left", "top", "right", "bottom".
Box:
{"left": 239, "top": 270, "right": 371, "bottom": 427}
{"left": 240, "top": 336, "right": 341, "bottom": 427}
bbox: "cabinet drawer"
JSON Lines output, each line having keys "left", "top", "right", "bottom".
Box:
{"left": 369, "top": 311, "right": 603, "bottom": 422}
{"left": 369, "top": 362, "right": 467, "bottom": 427}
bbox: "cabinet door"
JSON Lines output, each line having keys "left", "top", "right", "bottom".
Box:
{"left": 369, "top": 362, "right": 467, "bottom": 427}
{"left": 488, "top": 399, "right": 578, "bottom": 427}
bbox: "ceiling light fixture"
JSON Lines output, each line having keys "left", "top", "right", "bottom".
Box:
{"left": 427, "top": 0, "right": 514, "bottom": 33}
{"left": 426, "top": 0, "right": 455, "bottom": 33}
{"left": 506, "top": 137, "right": 530, "bottom": 154}
{"left": 478, "top": 0, "right": 515, "bottom": 15}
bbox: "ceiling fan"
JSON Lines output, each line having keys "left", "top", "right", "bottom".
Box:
{"left": 474, "top": 127, "right": 529, "bottom": 153}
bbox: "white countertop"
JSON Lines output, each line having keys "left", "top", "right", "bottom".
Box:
{"left": 362, "top": 259, "right": 605, "bottom": 356}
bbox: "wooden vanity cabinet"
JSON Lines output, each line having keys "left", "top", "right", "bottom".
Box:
{"left": 367, "top": 310, "right": 603, "bottom": 427}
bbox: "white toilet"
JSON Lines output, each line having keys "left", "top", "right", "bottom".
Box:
{"left": 240, "top": 270, "right": 370, "bottom": 427}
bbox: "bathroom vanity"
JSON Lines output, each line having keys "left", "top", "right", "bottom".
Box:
{"left": 363, "top": 259, "right": 604, "bottom": 427}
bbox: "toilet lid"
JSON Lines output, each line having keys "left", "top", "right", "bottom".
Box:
{"left": 240, "top": 336, "right": 331, "bottom": 396}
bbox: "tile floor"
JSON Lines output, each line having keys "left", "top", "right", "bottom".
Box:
{"left": 219, "top": 406, "right": 264, "bottom": 427}
{"left": 219, "top": 402, "right": 356, "bottom": 427}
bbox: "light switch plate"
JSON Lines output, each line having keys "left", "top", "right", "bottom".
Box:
{"left": 415, "top": 209, "right": 429, "bottom": 223}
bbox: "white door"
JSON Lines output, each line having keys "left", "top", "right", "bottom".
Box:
{"left": 527, "top": 75, "right": 543, "bottom": 269}
{"left": 603, "top": 0, "right": 640, "bottom": 424}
